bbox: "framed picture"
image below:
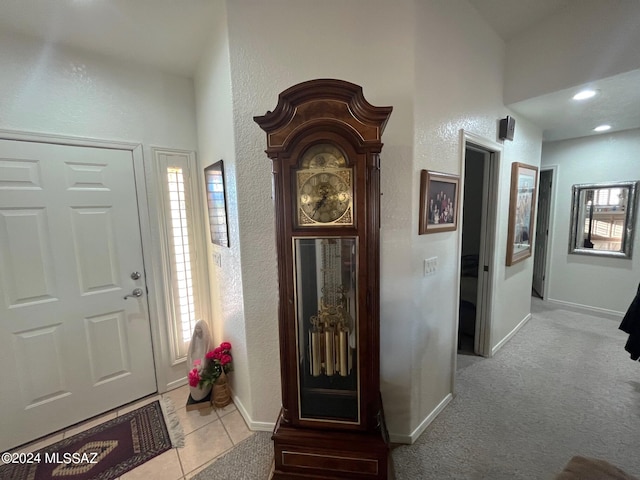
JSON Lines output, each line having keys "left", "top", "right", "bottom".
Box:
{"left": 419, "top": 170, "right": 460, "bottom": 234}
{"left": 204, "top": 160, "right": 229, "bottom": 247}
{"left": 506, "top": 162, "right": 538, "bottom": 266}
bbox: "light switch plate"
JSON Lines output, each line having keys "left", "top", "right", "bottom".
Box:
{"left": 424, "top": 256, "right": 438, "bottom": 276}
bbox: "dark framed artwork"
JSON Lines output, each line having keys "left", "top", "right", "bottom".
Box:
{"left": 419, "top": 170, "right": 460, "bottom": 234}
{"left": 204, "top": 160, "right": 229, "bottom": 247}
{"left": 506, "top": 162, "right": 538, "bottom": 266}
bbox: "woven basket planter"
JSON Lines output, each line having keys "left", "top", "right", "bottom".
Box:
{"left": 212, "top": 371, "right": 232, "bottom": 408}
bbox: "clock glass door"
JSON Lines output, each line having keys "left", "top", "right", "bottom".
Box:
{"left": 293, "top": 237, "right": 359, "bottom": 423}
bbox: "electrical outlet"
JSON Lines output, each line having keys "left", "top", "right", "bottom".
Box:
{"left": 213, "top": 252, "right": 222, "bottom": 268}
{"left": 424, "top": 256, "right": 438, "bottom": 276}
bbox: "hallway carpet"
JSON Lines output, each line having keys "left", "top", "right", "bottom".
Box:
{"left": 191, "top": 431, "right": 272, "bottom": 480}
{"left": 194, "top": 300, "right": 640, "bottom": 479}
{"left": 392, "top": 300, "right": 640, "bottom": 479}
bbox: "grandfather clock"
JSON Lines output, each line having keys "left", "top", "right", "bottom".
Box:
{"left": 254, "top": 79, "right": 393, "bottom": 480}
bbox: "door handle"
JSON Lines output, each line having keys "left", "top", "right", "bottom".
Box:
{"left": 124, "top": 288, "right": 144, "bottom": 300}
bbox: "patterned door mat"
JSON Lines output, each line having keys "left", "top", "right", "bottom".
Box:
{"left": 1, "top": 400, "right": 173, "bottom": 480}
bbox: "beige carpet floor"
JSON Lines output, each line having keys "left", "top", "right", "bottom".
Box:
{"left": 193, "top": 299, "right": 640, "bottom": 479}
{"left": 392, "top": 299, "right": 639, "bottom": 479}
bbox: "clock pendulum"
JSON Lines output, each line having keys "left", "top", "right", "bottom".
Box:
{"left": 308, "top": 239, "right": 353, "bottom": 378}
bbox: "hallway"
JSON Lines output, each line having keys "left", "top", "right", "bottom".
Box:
{"left": 392, "top": 298, "right": 639, "bottom": 479}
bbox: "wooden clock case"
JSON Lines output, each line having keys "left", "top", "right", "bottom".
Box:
{"left": 254, "top": 79, "right": 393, "bottom": 480}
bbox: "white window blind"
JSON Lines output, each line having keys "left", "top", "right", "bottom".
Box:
{"left": 167, "top": 167, "right": 198, "bottom": 345}
{"left": 594, "top": 187, "right": 622, "bottom": 206}
{"left": 155, "top": 150, "right": 209, "bottom": 362}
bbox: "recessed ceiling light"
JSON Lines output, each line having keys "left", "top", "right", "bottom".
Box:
{"left": 572, "top": 90, "right": 597, "bottom": 100}
{"left": 594, "top": 124, "right": 611, "bottom": 132}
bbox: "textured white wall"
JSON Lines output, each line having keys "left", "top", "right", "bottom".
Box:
{"left": 193, "top": 0, "right": 256, "bottom": 424}
{"left": 218, "top": 0, "right": 542, "bottom": 440}
{"left": 0, "top": 30, "right": 199, "bottom": 390}
{"left": 411, "top": 0, "right": 542, "bottom": 439}
{"left": 225, "top": 0, "right": 415, "bottom": 428}
{"left": 493, "top": 119, "right": 543, "bottom": 345}
{"left": 505, "top": 0, "right": 640, "bottom": 104}
{"left": 541, "top": 129, "right": 640, "bottom": 314}
{"left": 0, "top": 32, "right": 197, "bottom": 148}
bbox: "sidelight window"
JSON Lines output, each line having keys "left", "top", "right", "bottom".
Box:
{"left": 156, "top": 150, "right": 210, "bottom": 362}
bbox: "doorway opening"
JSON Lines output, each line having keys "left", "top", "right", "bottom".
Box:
{"left": 459, "top": 147, "right": 485, "bottom": 354}
{"left": 532, "top": 168, "right": 554, "bottom": 299}
{"left": 457, "top": 134, "right": 500, "bottom": 358}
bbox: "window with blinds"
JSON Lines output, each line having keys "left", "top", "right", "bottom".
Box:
{"left": 595, "top": 187, "right": 622, "bottom": 206}
{"left": 155, "top": 150, "right": 209, "bottom": 362}
{"left": 167, "top": 167, "right": 198, "bottom": 345}
{"left": 583, "top": 187, "right": 626, "bottom": 251}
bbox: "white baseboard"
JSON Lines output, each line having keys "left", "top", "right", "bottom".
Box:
{"left": 492, "top": 313, "right": 531, "bottom": 356}
{"left": 163, "top": 381, "right": 276, "bottom": 433}
{"left": 388, "top": 393, "right": 453, "bottom": 445}
{"left": 545, "top": 298, "right": 624, "bottom": 320}
{"left": 233, "top": 391, "right": 458, "bottom": 444}
{"left": 165, "top": 377, "right": 187, "bottom": 393}
{"left": 247, "top": 421, "right": 276, "bottom": 432}
{"left": 232, "top": 393, "right": 276, "bottom": 432}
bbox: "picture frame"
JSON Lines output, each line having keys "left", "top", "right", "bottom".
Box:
{"left": 506, "top": 162, "right": 539, "bottom": 266}
{"left": 204, "top": 160, "right": 229, "bottom": 247}
{"left": 419, "top": 170, "right": 460, "bottom": 234}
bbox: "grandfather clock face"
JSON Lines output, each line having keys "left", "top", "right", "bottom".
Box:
{"left": 295, "top": 144, "right": 354, "bottom": 227}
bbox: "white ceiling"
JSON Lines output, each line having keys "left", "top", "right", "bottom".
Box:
{"left": 1, "top": 0, "right": 638, "bottom": 143}
{"left": 0, "top": 0, "right": 216, "bottom": 77}
{"left": 468, "top": 0, "right": 640, "bottom": 142}
{"left": 467, "top": 0, "right": 574, "bottom": 41}
{"left": 508, "top": 69, "right": 640, "bottom": 142}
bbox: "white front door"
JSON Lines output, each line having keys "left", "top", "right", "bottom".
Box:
{"left": 0, "top": 139, "right": 156, "bottom": 451}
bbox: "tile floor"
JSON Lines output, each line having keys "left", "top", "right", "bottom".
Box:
{"left": 4, "top": 384, "right": 253, "bottom": 480}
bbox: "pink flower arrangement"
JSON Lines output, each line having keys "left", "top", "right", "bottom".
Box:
{"left": 188, "top": 367, "right": 201, "bottom": 387}
{"left": 190, "top": 341, "right": 233, "bottom": 388}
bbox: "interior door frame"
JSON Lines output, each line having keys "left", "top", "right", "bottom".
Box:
{"left": 534, "top": 165, "right": 558, "bottom": 301}
{"left": 455, "top": 131, "right": 502, "bottom": 371}
{"left": 0, "top": 128, "right": 166, "bottom": 393}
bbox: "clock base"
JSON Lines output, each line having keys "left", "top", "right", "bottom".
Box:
{"left": 270, "top": 409, "right": 393, "bottom": 480}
